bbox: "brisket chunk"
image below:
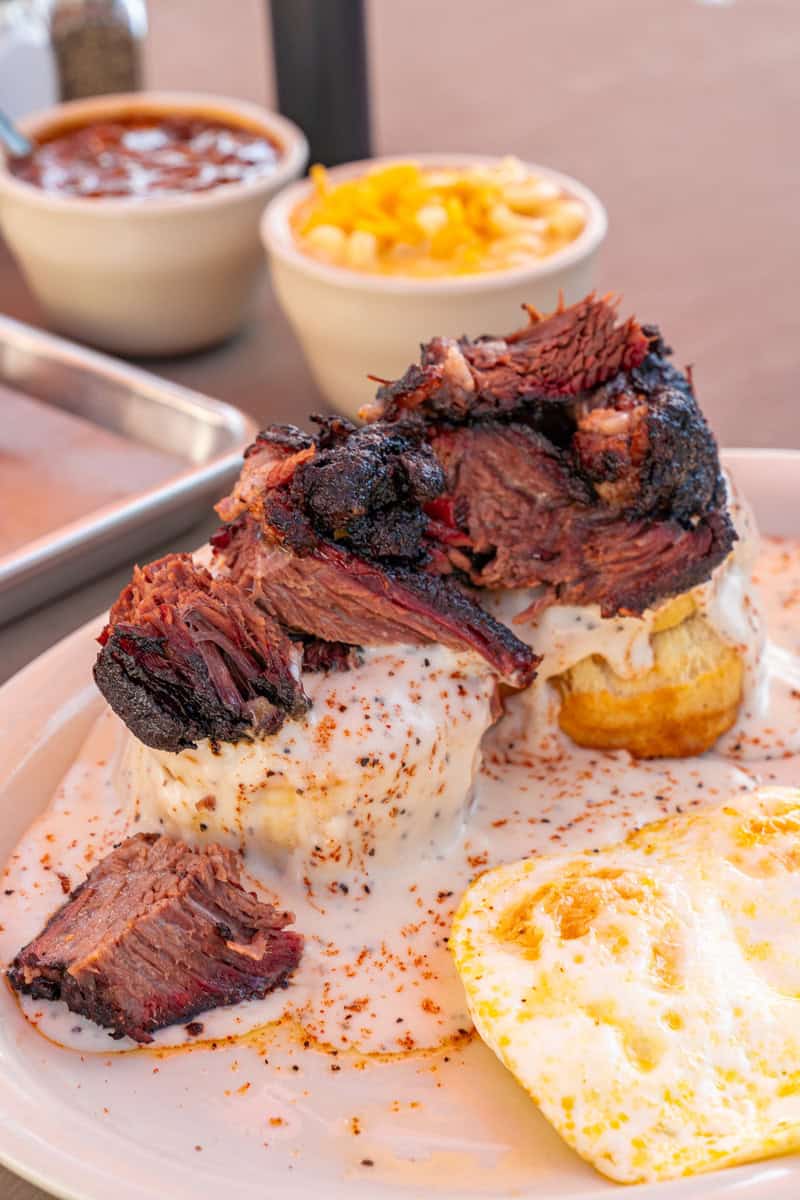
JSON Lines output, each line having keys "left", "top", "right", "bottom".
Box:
{"left": 8, "top": 833, "right": 303, "bottom": 1044}
{"left": 218, "top": 417, "right": 445, "bottom": 565}
{"left": 288, "top": 419, "right": 444, "bottom": 561}
{"left": 431, "top": 420, "right": 731, "bottom": 614}
{"left": 365, "top": 293, "right": 652, "bottom": 422}
{"left": 94, "top": 553, "right": 309, "bottom": 753}
{"left": 213, "top": 419, "right": 539, "bottom": 688}
{"left": 361, "top": 296, "right": 735, "bottom": 616}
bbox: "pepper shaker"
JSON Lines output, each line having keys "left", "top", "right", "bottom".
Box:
{"left": 49, "top": 0, "right": 147, "bottom": 100}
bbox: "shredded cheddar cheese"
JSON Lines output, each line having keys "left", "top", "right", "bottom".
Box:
{"left": 291, "top": 157, "right": 587, "bottom": 277}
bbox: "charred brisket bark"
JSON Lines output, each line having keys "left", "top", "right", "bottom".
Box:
{"left": 361, "top": 296, "right": 735, "bottom": 616}
{"left": 213, "top": 419, "right": 539, "bottom": 688}
{"left": 8, "top": 833, "right": 303, "bottom": 1044}
{"left": 93, "top": 554, "right": 309, "bottom": 752}
{"left": 364, "top": 293, "right": 652, "bottom": 421}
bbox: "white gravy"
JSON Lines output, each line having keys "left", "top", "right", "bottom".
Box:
{"left": 2, "top": 534, "right": 800, "bottom": 1063}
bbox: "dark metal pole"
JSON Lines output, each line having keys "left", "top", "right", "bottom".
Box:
{"left": 269, "top": 0, "right": 371, "bottom": 166}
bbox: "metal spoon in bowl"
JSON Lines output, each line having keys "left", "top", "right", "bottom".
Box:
{"left": 0, "top": 110, "right": 34, "bottom": 161}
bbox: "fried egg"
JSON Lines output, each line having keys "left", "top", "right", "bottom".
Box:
{"left": 450, "top": 786, "right": 800, "bottom": 1183}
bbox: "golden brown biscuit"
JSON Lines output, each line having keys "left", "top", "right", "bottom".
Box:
{"left": 554, "top": 610, "right": 744, "bottom": 758}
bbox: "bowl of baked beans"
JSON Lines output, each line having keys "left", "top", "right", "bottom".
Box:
{"left": 0, "top": 92, "right": 307, "bottom": 355}
{"left": 261, "top": 154, "right": 607, "bottom": 417}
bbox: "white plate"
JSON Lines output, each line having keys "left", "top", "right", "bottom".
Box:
{"left": 1, "top": 448, "right": 800, "bottom": 1200}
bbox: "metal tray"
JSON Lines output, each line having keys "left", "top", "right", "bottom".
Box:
{"left": 0, "top": 316, "right": 256, "bottom": 625}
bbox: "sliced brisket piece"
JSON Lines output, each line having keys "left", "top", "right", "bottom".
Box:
{"left": 361, "top": 298, "right": 735, "bottom": 616}
{"left": 94, "top": 553, "right": 309, "bottom": 753}
{"left": 216, "top": 514, "right": 535, "bottom": 686}
{"left": 8, "top": 833, "right": 303, "bottom": 1044}
{"left": 213, "top": 420, "right": 539, "bottom": 688}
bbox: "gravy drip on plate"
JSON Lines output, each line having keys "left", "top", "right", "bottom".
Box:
{"left": 2, "top": 536, "right": 800, "bottom": 1059}
{"left": 11, "top": 115, "right": 282, "bottom": 198}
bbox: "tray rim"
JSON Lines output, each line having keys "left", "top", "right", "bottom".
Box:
{"left": 0, "top": 314, "right": 258, "bottom": 594}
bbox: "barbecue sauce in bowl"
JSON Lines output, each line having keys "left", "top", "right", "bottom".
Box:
{"left": 10, "top": 113, "right": 283, "bottom": 199}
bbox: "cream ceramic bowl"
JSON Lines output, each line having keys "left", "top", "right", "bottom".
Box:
{"left": 261, "top": 154, "right": 607, "bottom": 418}
{"left": 0, "top": 92, "right": 308, "bottom": 356}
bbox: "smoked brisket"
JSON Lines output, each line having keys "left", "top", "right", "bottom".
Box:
{"left": 361, "top": 295, "right": 735, "bottom": 616}
{"left": 213, "top": 419, "right": 539, "bottom": 688}
{"left": 8, "top": 833, "right": 303, "bottom": 1044}
{"left": 94, "top": 553, "right": 309, "bottom": 752}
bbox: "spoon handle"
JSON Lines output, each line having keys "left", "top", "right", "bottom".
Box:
{"left": 0, "top": 110, "right": 33, "bottom": 160}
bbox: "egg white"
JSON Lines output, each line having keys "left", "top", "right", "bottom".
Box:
{"left": 451, "top": 786, "right": 800, "bottom": 1184}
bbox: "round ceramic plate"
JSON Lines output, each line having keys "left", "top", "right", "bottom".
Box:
{"left": 1, "top": 448, "right": 800, "bottom": 1200}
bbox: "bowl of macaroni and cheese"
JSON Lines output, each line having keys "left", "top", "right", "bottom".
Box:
{"left": 261, "top": 154, "right": 607, "bottom": 416}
